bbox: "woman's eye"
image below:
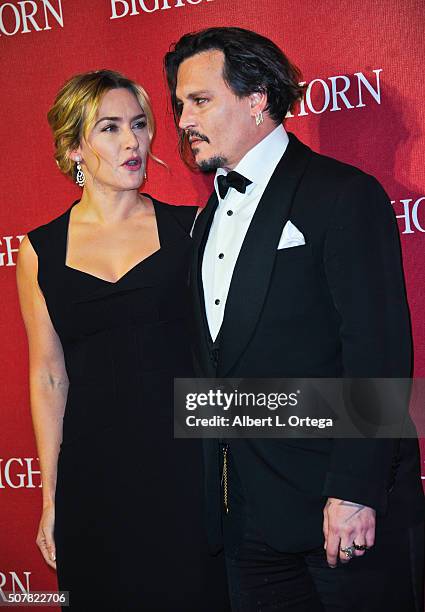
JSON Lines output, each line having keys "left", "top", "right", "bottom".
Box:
{"left": 133, "top": 120, "right": 147, "bottom": 130}
{"left": 102, "top": 124, "right": 117, "bottom": 132}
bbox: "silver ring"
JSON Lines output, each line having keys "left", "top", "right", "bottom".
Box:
{"left": 340, "top": 544, "right": 356, "bottom": 559}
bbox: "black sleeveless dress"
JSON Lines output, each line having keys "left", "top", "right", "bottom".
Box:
{"left": 27, "top": 198, "right": 230, "bottom": 612}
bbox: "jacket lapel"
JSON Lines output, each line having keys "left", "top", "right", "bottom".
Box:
{"left": 190, "top": 190, "right": 218, "bottom": 376}
{"left": 217, "top": 133, "right": 313, "bottom": 376}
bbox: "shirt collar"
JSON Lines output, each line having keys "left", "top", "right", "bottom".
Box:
{"left": 214, "top": 124, "right": 289, "bottom": 200}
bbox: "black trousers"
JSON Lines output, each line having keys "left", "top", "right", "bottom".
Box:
{"left": 222, "top": 447, "right": 424, "bottom": 612}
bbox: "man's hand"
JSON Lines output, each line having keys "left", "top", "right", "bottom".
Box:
{"left": 323, "top": 497, "right": 375, "bottom": 567}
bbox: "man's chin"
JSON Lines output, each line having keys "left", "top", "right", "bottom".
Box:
{"left": 197, "top": 155, "right": 228, "bottom": 173}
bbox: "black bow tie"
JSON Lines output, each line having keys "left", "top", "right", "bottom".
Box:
{"left": 217, "top": 171, "right": 252, "bottom": 200}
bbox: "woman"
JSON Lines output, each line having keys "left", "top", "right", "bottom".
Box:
{"left": 17, "top": 70, "right": 229, "bottom": 611}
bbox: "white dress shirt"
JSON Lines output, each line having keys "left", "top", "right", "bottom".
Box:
{"left": 202, "top": 124, "right": 289, "bottom": 341}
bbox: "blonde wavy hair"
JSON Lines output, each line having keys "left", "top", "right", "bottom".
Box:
{"left": 47, "top": 69, "right": 160, "bottom": 181}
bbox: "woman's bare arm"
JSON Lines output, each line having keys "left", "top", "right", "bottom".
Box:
{"left": 16, "top": 236, "right": 69, "bottom": 568}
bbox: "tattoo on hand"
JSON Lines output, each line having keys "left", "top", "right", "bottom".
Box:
{"left": 339, "top": 500, "right": 365, "bottom": 521}
{"left": 326, "top": 499, "right": 366, "bottom": 521}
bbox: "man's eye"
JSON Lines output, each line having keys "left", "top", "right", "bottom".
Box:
{"left": 195, "top": 98, "right": 208, "bottom": 105}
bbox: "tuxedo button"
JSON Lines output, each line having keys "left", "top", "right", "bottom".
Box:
{"left": 218, "top": 253, "right": 224, "bottom": 259}
{"left": 227, "top": 210, "right": 233, "bottom": 216}
{"left": 214, "top": 299, "right": 220, "bottom": 305}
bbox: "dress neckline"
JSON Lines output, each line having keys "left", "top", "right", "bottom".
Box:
{"left": 63, "top": 195, "right": 163, "bottom": 285}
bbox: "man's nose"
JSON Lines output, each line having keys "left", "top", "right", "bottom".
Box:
{"left": 178, "top": 105, "right": 196, "bottom": 131}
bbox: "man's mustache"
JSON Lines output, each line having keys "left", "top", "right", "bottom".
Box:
{"left": 184, "top": 130, "right": 210, "bottom": 144}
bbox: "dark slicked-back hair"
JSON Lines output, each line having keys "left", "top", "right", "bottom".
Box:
{"left": 164, "top": 27, "right": 305, "bottom": 164}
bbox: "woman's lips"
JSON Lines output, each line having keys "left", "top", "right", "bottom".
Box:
{"left": 122, "top": 158, "right": 142, "bottom": 171}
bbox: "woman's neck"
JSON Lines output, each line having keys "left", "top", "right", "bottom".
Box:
{"left": 76, "top": 184, "right": 145, "bottom": 224}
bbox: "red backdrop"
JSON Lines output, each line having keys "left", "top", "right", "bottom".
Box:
{"left": 1, "top": 0, "right": 424, "bottom": 605}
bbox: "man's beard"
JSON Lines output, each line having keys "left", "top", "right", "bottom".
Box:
{"left": 197, "top": 155, "right": 228, "bottom": 173}
{"left": 184, "top": 131, "right": 227, "bottom": 173}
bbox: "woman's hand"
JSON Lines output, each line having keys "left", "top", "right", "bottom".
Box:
{"left": 36, "top": 505, "right": 57, "bottom": 570}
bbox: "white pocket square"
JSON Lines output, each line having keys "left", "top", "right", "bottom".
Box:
{"left": 277, "top": 220, "right": 305, "bottom": 249}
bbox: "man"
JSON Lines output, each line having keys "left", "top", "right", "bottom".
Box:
{"left": 165, "top": 28, "right": 425, "bottom": 611}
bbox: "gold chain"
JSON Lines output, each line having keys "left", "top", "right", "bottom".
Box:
{"left": 221, "top": 445, "right": 229, "bottom": 514}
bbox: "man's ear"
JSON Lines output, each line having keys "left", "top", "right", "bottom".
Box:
{"left": 248, "top": 91, "right": 268, "bottom": 118}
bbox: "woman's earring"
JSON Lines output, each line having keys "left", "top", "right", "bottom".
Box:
{"left": 255, "top": 110, "right": 264, "bottom": 127}
{"left": 75, "top": 158, "right": 85, "bottom": 187}
{"left": 144, "top": 171, "right": 147, "bottom": 181}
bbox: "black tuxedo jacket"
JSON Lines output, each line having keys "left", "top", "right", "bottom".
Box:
{"left": 191, "top": 133, "right": 425, "bottom": 553}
